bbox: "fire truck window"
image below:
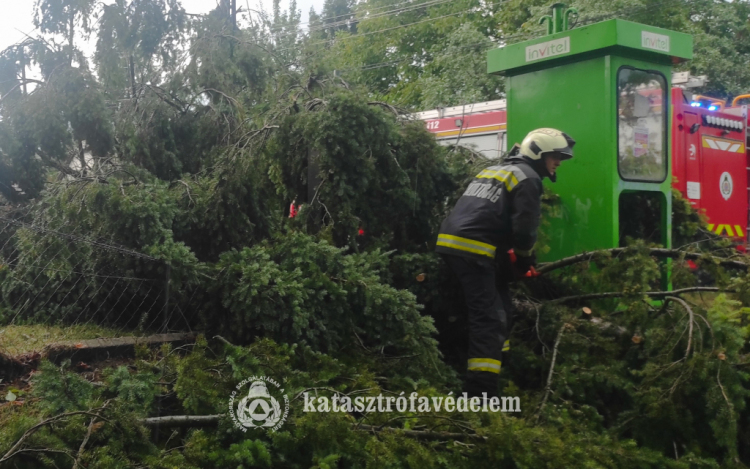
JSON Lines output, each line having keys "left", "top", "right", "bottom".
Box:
{"left": 617, "top": 68, "right": 667, "bottom": 182}
{"left": 437, "top": 134, "right": 502, "bottom": 159}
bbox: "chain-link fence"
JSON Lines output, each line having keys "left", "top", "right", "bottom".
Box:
{"left": 0, "top": 203, "right": 193, "bottom": 356}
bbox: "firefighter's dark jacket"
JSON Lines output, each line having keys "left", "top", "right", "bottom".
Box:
{"left": 436, "top": 157, "right": 543, "bottom": 261}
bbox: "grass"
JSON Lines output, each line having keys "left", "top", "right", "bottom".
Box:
{"left": 0, "top": 324, "right": 133, "bottom": 356}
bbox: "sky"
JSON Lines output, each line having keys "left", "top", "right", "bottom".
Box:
{"left": 0, "top": 0, "right": 325, "bottom": 52}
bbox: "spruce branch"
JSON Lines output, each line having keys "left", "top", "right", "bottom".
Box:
{"left": 0, "top": 79, "right": 46, "bottom": 104}
{"left": 74, "top": 401, "right": 111, "bottom": 469}
{"left": 356, "top": 424, "right": 486, "bottom": 442}
{"left": 531, "top": 301, "right": 550, "bottom": 355}
{"left": 305, "top": 98, "right": 327, "bottom": 111}
{"left": 145, "top": 84, "right": 187, "bottom": 113}
{"left": 367, "top": 101, "right": 402, "bottom": 116}
{"left": 136, "top": 415, "right": 485, "bottom": 442}
{"left": 35, "top": 149, "right": 79, "bottom": 177}
{"left": 716, "top": 364, "right": 734, "bottom": 414}
{"left": 536, "top": 323, "right": 569, "bottom": 423}
{"left": 202, "top": 88, "right": 240, "bottom": 108}
{"left": 1, "top": 408, "right": 109, "bottom": 464}
{"left": 140, "top": 414, "right": 223, "bottom": 427}
{"left": 213, "top": 335, "right": 235, "bottom": 347}
{"left": 376, "top": 415, "right": 475, "bottom": 434}
{"left": 551, "top": 287, "right": 723, "bottom": 304}
{"left": 665, "top": 296, "right": 696, "bottom": 360}
{"left": 293, "top": 387, "right": 346, "bottom": 401}
{"left": 1, "top": 448, "right": 75, "bottom": 464}
{"left": 536, "top": 248, "right": 748, "bottom": 275}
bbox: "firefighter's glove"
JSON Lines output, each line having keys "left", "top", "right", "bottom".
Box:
{"left": 507, "top": 249, "right": 540, "bottom": 279}
{"left": 514, "top": 252, "right": 536, "bottom": 275}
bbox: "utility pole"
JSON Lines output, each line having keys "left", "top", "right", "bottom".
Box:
{"left": 231, "top": 0, "right": 237, "bottom": 30}
{"left": 19, "top": 46, "right": 27, "bottom": 96}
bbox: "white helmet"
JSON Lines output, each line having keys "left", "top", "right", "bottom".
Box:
{"left": 519, "top": 128, "right": 575, "bottom": 161}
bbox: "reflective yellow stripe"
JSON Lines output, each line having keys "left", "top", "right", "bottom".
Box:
{"left": 502, "top": 340, "right": 510, "bottom": 352}
{"left": 475, "top": 165, "right": 528, "bottom": 192}
{"left": 468, "top": 358, "right": 502, "bottom": 374}
{"left": 711, "top": 224, "right": 744, "bottom": 238}
{"left": 716, "top": 224, "right": 735, "bottom": 237}
{"left": 476, "top": 169, "right": 519, "bottom": 191}
{"left": 435, "top": 124, "right": 506, "bottom": 138}
{"left": 437, "top": 234, "right": 497, "bottom": 258}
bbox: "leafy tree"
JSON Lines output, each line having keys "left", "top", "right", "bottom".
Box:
{"left": 315, "top": 0, "right": 357, "bottom": 38}
{"left": 34, "top": 0, "right": 97, "bottom": 60}
{"left": 94, "top": 0, "right": 188, "bottom": 100}
{"left": 418, "top": 23, "right": 505, "bottom": 109}
{"left": 303, "top": 0, "right": 498, "bottom": 107}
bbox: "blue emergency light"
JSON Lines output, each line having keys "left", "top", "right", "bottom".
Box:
{"left": 691, "top": 101, "right": 719, "bottom": 111}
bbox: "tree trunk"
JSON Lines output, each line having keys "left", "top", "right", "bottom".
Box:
{"left": 78, "top": 140, "right": 87, "bottom": 177}
{"left": 19, "top": 47, "right": 27, "bottom": 95}
{"left": 129, "top": 55, "right": 137, "bottom": 100}
{"left": 231, "top": 0, "right": 237, "bottom": 30}
{"left": 141, "top": 414, "right": 221, "bottom": 427}
{"left": 69, "top": 11, "right": 75, "bottom": 64}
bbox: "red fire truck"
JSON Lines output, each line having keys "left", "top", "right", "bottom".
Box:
{"left": 672, "top": 89, "right": 748, "bottom": 243}
{"left": 417, "top": 91, "right": 749, "bottom": 245}
{"left": 415, "top": 101, "right": 508, "bottom": 160}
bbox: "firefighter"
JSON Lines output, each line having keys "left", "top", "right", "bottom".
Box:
{"left": 436, "top": 128, "right": 575, "bottom": 398}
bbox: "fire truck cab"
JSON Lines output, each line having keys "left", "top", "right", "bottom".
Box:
{"left": 671, "top": 88, "right": 748, "bottom": 244}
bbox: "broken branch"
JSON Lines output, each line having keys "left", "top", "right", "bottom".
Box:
{"left": 551, "top": 286, "right": 723, "bottom": 304}
{"left": 355, "top": 424, "right": 486, "bottom": 442}
{"left": 665, "top": 296, "right": 695, "bottom": 360}
{"left": 1, "top": 409, "right": 108, "bottom": 463}
{"left": 136, "top": 414, "right": 486, "bottom": 442}
{"left": 537, "top": 248, "right": 748, "bottom": 275}
{"left": 536, "top": 323, "right": 568, "bottom": 422}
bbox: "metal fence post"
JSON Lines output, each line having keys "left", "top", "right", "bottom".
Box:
{"left": 163, "top": 262, "right": 171, "bottom": 333}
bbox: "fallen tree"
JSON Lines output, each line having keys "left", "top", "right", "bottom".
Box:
{"left": 0, "top": 7, "right": 747, "bottom": 463}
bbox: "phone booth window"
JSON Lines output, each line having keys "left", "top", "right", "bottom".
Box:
{"left": 617, "top": 67, "right": 667, "bottom": 182}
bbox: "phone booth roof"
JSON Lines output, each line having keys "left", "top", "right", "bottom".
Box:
{"left": 488, "top": 19, "right": 692, "bottom": 77}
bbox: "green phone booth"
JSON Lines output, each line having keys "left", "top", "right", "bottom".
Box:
{"left": 488, "top": 5, "right": 692, "bottom": 261}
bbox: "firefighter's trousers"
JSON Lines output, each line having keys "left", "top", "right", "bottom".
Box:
{"left": 442, "top": 254, "right": 512, "bottom": 397}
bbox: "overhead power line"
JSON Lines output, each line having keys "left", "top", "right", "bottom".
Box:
{"left": 276, "top": 1, "right": 505, "bottom": 53}
{"left": 264, "top": 0, "right": 471, "bottom": 34}
{"left": 271, "top": 0, "right": 457, "bottom": 42}
{"left": 334, "top": 0, "right": 699, "bottom": 74}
